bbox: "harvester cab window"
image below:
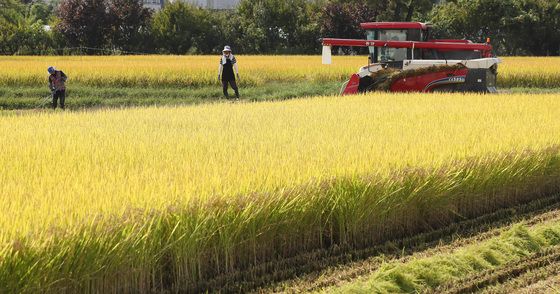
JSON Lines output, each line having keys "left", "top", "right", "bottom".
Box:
{"left": 379, "top": 30, "right": 407, "bottom": 62}
{"left": 369, "top": 30, "right": 407, "bottom": 63}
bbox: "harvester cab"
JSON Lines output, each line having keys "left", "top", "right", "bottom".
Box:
{"left": 366, "top": 22, "right": 427, "bottom": 66}
{"left": 322, "top": 22, "right": 500, "bottom": 95}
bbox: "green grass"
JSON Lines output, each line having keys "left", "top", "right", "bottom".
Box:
{"left": 0, "top": 81, "right": 343, "bottom": 110}
{"left": 1, "top": 84, "right": 558, "bottom": 111}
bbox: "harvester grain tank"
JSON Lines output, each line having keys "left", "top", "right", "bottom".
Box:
{"left": 322, "top": 22, "right": 500, "bottom": 94}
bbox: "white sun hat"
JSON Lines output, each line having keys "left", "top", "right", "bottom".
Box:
{"left": 223, "top": 46, "right": 232, "bottom": 52}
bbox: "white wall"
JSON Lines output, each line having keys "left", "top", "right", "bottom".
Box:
{"left": 142, "top": 0, "right": 164, "bottom": 10}
{"left": 185, "top": 0, "right": 240, "bottom": 9}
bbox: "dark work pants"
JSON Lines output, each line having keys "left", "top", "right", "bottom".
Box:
{"left": 52, "top": 90, "right": 66, "bottom": 109}
{"left": 222, "top": 80, "right": 239, "bottom": 98}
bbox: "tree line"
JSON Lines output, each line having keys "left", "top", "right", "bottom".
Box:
{"left": 1, "top": 0, "right": 559, "bottom": 56}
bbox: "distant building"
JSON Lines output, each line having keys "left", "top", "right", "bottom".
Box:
{"left": 142, "top": 0, "right": 164, "bottom": 10}
{"left": 183, "top": 0, "right": 240, "bottom": 9}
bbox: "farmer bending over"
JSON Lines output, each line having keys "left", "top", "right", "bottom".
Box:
{"left": 48, "top": 66, "right": 67, "bottom": 109}
{"left": 218, "top": 46, "right": 240, "bottom": 99}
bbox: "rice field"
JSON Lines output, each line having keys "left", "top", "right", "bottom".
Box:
{"left": 2, "top": 54, "right": 560, "bottom": 292}
{"left": 1, "top": 92, "right": 560, "bottom": 292}
{"left": 1, "top": 56, "right": 559, "bottom": 88}
{"left": 499, "top": 57, "right": 560, "bottom": 88}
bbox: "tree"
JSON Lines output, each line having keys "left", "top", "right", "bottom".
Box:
{"left": 10, "top": 20, "right": 54, "bottom": 54}
{"left": 320, "top": 1, "right": 377, "bottom": 40}
{"left": 151, "top": 2, "right": 218, "bottom": 54}
{"left": 327, "top": 0, "right": 437, "bottom": 23}
{"left": 0, "top": 0, "right": 23, "bottom": 26}
{"left": 56, "top": 0, "right": 155, "bottom": 53}
{"left": 106, "top": 0, "right": 152, "bottom": 52}
{"left": 0, "top": 0, "right": 54, "bottom": 55}
{"left": 213, "top": 11, "right": 244, "bottom": 53}
{"left": 430, "top": 0, "right": 560, "bottom": 55}
{"left": 28, "top": 1, "right": 55, "bottom": 25}
{"left": 506, "top": 0, "right": 560, "bottom": 56}
{"left": 318, "top": 0, "right": 437, "bottom": 54}
{"left": 382, "top": 0, "right": 436, "bottom": 22}
{"left": 56, "top": 0, "right": 111, "bottom": 51}
{"left": 235, "top": 0, "right": 321, "bottom": 53}
{"left": 430, "top": 0, "right": 517, "bottom": 49}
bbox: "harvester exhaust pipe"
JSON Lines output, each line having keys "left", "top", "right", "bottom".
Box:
{"left": 322, "top": 45, "right": 332, "bottom": 65}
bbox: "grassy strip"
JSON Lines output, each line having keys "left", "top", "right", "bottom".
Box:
{"left": 1, "top": 148, "right": 560, "bottom": 292}
{"left": 332, "top": 217, "right": 560, "bottom": 293}
{"left": 0, "top": 84, "right": 559, "bottom": 111}
{"left": 256, "top": 194, "right": 560, "bottom": 294}
{"left": 0, "top": 81, "right": 342, "bottom": 110}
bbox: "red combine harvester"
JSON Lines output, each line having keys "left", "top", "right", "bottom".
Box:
{"left": 322, "top": 22, "right": 501, "bottom": 94}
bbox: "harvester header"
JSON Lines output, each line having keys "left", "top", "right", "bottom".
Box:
{"left": 322, "top": 38, "right": 493, "bottom": 56}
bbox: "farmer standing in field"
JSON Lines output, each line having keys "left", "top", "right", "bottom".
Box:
{"left": 218, "top": 46, "right": 240, "bottom": 99}
{"left": 48, "top": 66, "right": 68, "bottom": 109}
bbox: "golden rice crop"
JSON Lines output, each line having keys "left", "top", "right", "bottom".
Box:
{"left": 0, "top": 55, "right": 362, "bottom": 87}
{"left": 499, "top": 57, "right": 560, "bottom": 88}
{"left": 1, "top": 93, "right": 559, "bottom": 291}
{"left": 1, "top": 56, "right": 559, "bottom": 88}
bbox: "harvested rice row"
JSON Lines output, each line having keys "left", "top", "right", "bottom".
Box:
{"left": 435, "top": 246, "right": 560, "bottom": 293}
{"left": 330, "top": 220, "right": 560, "bottom": 293}
{"left": 258, "top": 195, "right": 560, "bottom": 294}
